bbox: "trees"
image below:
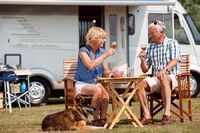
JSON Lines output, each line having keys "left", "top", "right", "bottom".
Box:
{"left": 179, "top": 0, "right": 200, "bottom": 32}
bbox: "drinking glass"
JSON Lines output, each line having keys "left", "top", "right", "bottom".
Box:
{"left": 141, "top": 44, "right": 147, "bottom": 51}
{"left": 128, "top": 66, "right": 134, "bottom": 77}
{"left": 112, "top": 67, "right": 118, "bottom": 72}
{"left": 111, "top": 67, "right": 124, "bottom": 77}
{"left": 110, "top": 42, "right": 117, "bottom": 49}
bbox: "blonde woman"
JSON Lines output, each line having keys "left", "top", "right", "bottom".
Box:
{"left": 74, "top": 27, "right": 117, "bottom": 127}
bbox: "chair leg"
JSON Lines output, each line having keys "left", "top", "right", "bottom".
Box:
{"left": 140, "top": 104, "right": 143, "bottom": 119}
{"left": 6, "top": 81, "right": 12, "bottom": 113}
{"left": 4, "top": 81, "right": 8, "bottom": 109}
{"left": 111, "top": 99, "right": 116, "bottom": 120}
{"left": 149, "top": 97, "right": 154, "bottom": 118}
{"left": 14, "top": 93, "right": 22, "bottom": 111}
{"left": 188, "top": 100, "right": 192, "bottom": 121}
{"left": 179, "top": 98, "right": 184, "bottom": 123}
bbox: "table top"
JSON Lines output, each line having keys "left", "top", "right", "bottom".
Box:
{"left": 14, "top": 69, "right": 32, "bottom": 76}
{"left": 97, "top": 75, "right": 146, "bottom": 82}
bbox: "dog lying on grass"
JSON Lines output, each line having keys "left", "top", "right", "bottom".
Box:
{"left": 42, "top": 106, "right": 103, "bottom": 131}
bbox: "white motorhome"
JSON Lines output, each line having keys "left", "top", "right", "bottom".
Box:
{"left": 0, "top": 0, "right": 199, "bottom": 104}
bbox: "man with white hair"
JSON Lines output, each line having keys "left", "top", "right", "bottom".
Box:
{"left": 136, "top": 20, "right": 181, "bottom": 125}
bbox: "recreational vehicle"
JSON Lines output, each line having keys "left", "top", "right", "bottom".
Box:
{"left": 0, "top": 0, "right": 199, "bottom": 104}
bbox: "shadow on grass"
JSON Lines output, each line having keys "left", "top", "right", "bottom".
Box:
{"left": 31, "top": 97, "right": 65, "bottom": 107}
{"left": 46, "top": 98, "right": 65, "bottom": 104}
{"left": 117, "top": 118, "right": 176, "bottom": 126}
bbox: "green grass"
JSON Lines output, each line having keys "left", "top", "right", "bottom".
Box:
{"left": 0, "top": 97, "right": 200, "bottom": 133}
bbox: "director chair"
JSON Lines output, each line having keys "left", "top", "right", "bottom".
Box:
{"left": 62, "top": 59, "right": 93, "bottom": 109}
{"left": 147, "top": 54, "right": 192, "bottom": 123}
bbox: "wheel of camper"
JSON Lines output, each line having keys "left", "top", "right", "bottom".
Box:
{"left": 29, "top": 77, "right": 51, "bottom": 105}
{"left": 190, "top": 72, "right": 200, "bottom": 97}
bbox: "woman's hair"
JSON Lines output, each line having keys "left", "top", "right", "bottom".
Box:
{"left": 86, "top": 27, "right": 106, "bottom": 45}
{"left": 148, "top": 20, "right": 166, "bottom": 33}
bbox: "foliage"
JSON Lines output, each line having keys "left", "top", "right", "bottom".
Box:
{"left": 179, "top": 0, "right": 200, "bottom": 32}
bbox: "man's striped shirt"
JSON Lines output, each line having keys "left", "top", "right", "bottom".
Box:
{"left": 146, "top": 37, "right": 181, "bottom": 76}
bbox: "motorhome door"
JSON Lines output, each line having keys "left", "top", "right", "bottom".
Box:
{"left": 79, "top": 6, "right": 103, "bottom": 48}
{"left": 104, "top": 6, "right": 128, "bottom": 74}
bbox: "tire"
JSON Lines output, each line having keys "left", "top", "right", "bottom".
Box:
{"left": 190, "top": 72, "right": 200, "bottom": 97}
{"left": 29, "top": 77, "right": 51, "bottom": 105}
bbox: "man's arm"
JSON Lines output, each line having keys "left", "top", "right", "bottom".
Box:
{"left": 163, "top": 58, "right": 179, "bottom": 72}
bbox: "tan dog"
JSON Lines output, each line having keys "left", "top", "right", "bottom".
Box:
{"left": 42, "top": 106, "right": 103, "bottom": 131}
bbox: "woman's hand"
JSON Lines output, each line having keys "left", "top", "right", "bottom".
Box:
{"left": 110, "top": 71, "right": 124, "bottom": 78}
{"left": 109, "top": 47, "right": 116, "bottom": 56}
{"left": 105, "top": 47, "right": 116, "bottom": 57}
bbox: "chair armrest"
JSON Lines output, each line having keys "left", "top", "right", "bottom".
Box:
{"left": 63, "top": 77, "right": 77, "bottom": 109}
{"left": 63, "top": 77, "right": 77, "bottom": 82}
{"left": 176, "top": 73, "right": 191, "bottom": 77}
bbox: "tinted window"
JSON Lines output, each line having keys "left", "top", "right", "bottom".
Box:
{"left": 184, "top": 14, "right": 200, "bottom": 45}
{"left": 128, "top": 14, "right": 135, "bottom": 35}
{"left": 174, "top": 14, "right": 189, "bottom": 44}
{"left": 109, "top": 14, "right": 117, "bottom": 43}
{"left": 148, "top": 13, "right": 189, "bottom": 44}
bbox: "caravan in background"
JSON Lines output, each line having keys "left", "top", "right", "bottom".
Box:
{"left": 0, "top": 0, "right": 199, "bottom": 104}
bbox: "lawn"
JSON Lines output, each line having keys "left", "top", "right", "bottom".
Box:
{"left": 0, "top": 96, "right": 200, "bottom": 133}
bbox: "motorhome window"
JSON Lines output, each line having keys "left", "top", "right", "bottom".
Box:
{"left": 128, "top": 14, "right": 135, "bottom": 35}
{"left": 174, "top": 14, "right": 189, "bottom": 45}
{"left": 148, "top": 13, "right": 189, "bottom": 44}
{"left": 148, "top": 13, "right": 173, "bottom": 42}
{"left": 4, "top": 54, "right": 21, "bottom": 68}
{"left": 184, "top": 14, "right": 200, "bottom": 45}
{"left": 109, "top": 14, "right": 117, "bottom": 43}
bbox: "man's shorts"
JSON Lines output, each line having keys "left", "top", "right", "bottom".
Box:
{"left": 145, "top": 74, "right": 178, "bottom": 94}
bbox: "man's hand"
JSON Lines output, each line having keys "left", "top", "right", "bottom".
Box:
{"left": 156, "top": 68, "right": 167, "bottom": 80}
{"left": 139, "top": 50, "right": 146, "bottom": 62}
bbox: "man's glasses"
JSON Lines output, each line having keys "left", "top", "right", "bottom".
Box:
{"left": 152, "top": 21, "right": 161, "bottom": 26}
{"left": 152, "top": 20, "right": 164, "bottom": 31}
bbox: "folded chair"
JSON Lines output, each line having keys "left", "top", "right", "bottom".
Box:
{"left": 147, "top": 54, "right": 192, "bottom": 123}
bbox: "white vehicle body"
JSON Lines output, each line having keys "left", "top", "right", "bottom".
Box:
{"left": 0, "top": 0, "right": 199, "bottom": 104}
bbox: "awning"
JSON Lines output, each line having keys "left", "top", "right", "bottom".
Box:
{"left": 0, "top": 0, "right": 176, "bottom": 6}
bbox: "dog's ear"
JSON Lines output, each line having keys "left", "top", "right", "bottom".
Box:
{"left": 75, "top": 95, "right": 92, "bottom": 107}
{"left": 75, "top": 95, "right": 84, "bottom": 106}
{"left": 71, "top": 107, "right": 86, "bottom": 121}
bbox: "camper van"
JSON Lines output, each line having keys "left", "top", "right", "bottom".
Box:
{"left": 0, "top": 0, "right": 199, "bottom": 105}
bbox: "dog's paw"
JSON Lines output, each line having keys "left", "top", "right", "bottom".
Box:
{"left": 77, "top": 120, "right": 86, "bottom": 130}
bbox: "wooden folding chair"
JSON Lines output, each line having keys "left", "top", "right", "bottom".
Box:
{"left": 63, "top": 78, "right": 77, "bottom": 109}
{"left": 63, "top": 59, "right": 92, "bottom": 109}
{"left": 62, "top": 59, "right": 116, "bottom": 123}
{"left": 147, "top": 54, "right": 192, "bottom": 123}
